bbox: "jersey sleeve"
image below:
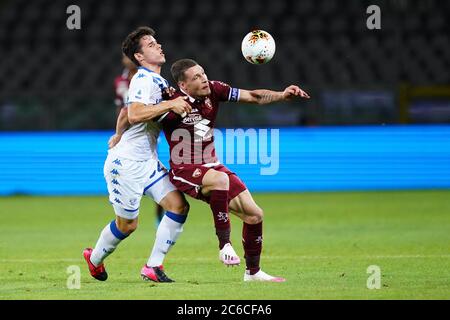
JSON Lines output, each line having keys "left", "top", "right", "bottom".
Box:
{"left": 127, "top": 74, "right": 154, "bottom": 105}
{"left": 210, "top": 80, "right": 240, "bottom": 102}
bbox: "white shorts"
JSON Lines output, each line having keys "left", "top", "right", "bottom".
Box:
{"left": 104, "top": 154, "right": 177, "bottom": 219}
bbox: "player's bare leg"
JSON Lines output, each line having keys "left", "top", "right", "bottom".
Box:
{"left": 116, "top": 216, "right": 139, "bottom": 234}
{"left": 229, "top": 190, "right": 285, "bottom": 282}
{"left": 158, "top": 189, "right": 189, "bottom": 214}
{"left": 202, "top": 169, "right": 240, "bottom": 266}
{"left": 142, "top": 190, "right": 189, "bottom": 282}
{"left": 155, "top": 204, "right": 164, "bottom": 226}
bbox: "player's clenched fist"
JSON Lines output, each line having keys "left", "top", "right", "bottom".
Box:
{"left": 282, "top": 85, "right": 310, "bottom": 100}
{"left": 170, "top": 96, "right": 192, "bottom": 117}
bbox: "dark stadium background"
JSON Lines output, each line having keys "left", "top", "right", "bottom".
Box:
{"left": 1, "top": 0, "right": 449, "bottom": 130}
{"left": 0, "top": 0, "right": 449, "bottom": 193}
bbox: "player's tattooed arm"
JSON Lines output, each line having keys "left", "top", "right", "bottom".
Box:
{"left": 239, "top": 85, "right": 310, "bottom": 105}
{"left": 241, "top": 90, "right": 283, "bottom": 104}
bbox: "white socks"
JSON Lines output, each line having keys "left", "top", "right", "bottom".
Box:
{"left": 90, "top": 212, "right": 187, "bottom": 268}
{"left": 147, "top": 211, "right": 187, "bottom": 267}
{"left": 90, "top": 220, "right": 128, "bottom": 267}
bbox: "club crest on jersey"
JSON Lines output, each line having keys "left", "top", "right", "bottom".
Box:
{"left": 192, "top": 168, "right": 202, "bottom": 178}
{"left": 204, "top": 97, "right": 212, "bottom": 109}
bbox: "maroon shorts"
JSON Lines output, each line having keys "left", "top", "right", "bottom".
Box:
{"left": 169, "top": 164, "right": 247, "bottom": 204}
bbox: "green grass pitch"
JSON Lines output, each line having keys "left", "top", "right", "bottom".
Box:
{"left": 1, "top": 190, "right": 449, "bottom": 299}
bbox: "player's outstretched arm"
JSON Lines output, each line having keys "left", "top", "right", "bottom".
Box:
{"left": 128, "top": 97, "right": 191, "bottom": 125}
{"left": 238, "top": 85, "right": 310, "bottom": 105}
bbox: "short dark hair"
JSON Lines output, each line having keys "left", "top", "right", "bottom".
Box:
{"left": 171, "top": 59, "right": 199, "bottom": 83}
{"left": 122, "top": 26, "right": 156, "bottom": 66}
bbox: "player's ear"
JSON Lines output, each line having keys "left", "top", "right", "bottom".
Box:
{"left": 134, "top": 52, "right": 144, "bottom": 65}
{"left": 178, "top": 81, "right": 187, "bottom": 91}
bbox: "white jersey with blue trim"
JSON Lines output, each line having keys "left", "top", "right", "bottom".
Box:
{"left": 109, "top": 67, "right": 169, "bottom": 161}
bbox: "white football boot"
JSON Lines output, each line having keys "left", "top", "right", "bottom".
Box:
{"left": 219, "top": 243, "right": 241, "bottom": 266}
{"left": 244, "top": 269, "right": 286, "bottom": 282}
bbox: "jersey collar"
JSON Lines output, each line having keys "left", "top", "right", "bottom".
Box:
{"left": 138, "top": 66, "right": 158, "bottom": 74}
{"left": 180, "top": 89, "right": 197, "bottom": 103}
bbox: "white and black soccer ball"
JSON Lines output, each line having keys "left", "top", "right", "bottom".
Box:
{"left": 241, "top": 30, "right": 276, "bottom": 65}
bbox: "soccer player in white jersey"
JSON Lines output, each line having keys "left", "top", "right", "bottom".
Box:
{"left": 83, "top": 26, "right": 192, "bottom": 283}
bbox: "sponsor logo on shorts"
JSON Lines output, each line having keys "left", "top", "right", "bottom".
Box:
{"left": 192, "top": 168, "right": 202, "bottom": 178}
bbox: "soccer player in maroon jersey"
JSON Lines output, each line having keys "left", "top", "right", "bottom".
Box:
{"left": 109, "top": 58, "right": 309, "bottom": 282}
{"left": 160, "top": 59, "right": 310, "bottom": 282}
{"left": 114, "top": 54, "right": 137, "bottom": 115}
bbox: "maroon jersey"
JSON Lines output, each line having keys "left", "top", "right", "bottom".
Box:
{"left": 114, "top": 69, "right": 131, "bottom": 109}
{"left": 160, "top": 80, "right": 240, "bottom": 169}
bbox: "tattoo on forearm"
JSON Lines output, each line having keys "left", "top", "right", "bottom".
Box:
{"left": 257, "top": 92, "right": 277, "bottom": 103}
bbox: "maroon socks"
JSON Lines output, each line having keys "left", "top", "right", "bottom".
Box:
{"left": 243, "top": 222, "right": 263, "bottom": 275}
{"left": 209, "top": 190, "right": 231, "bottom": 249}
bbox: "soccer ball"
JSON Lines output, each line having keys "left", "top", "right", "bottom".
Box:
{"left": 241, "top": 30, "right": 276, "bottom": 65}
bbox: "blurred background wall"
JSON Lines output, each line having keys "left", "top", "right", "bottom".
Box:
{"left": 2, "top": 126, "right": 449, "bottom": 195}
{"left": 0, "top": 0, "right": 449, "bottom": 195}
{"left": 0, "top": 0, "right": 449, "bottom": 130}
